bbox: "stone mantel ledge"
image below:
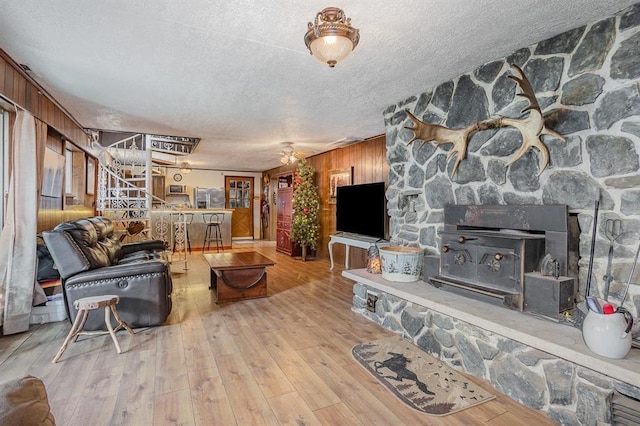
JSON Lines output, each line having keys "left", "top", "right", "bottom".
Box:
{"left": 343, "top": 269, "right": 640, "bottom": 386}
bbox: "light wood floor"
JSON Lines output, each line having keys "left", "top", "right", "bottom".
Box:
{"left": 0, "top": 242, "right": 556, "bottom": 425}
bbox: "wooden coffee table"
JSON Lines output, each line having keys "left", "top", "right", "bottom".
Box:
{"left": 203, "top": 251, "right": 276, "bottom": 303}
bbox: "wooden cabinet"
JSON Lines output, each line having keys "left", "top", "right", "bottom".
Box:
{"left": 276, "top": 172, "right": 301, "bottom": 256}
{"left": 152, "top": 176, "right": 165, "bottom": 201}
{"left": 276, "top": 187, "right": 294, "bottom": 255}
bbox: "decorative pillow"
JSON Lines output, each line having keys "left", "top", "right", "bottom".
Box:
{"left": 0, "top": 375, "right": 55, "bottom": 425}
{"left": 36, "top": 240, "right": 60, "bottom": 282}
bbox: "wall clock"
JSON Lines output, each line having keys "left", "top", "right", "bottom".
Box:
{"left": 173, "top": 173, "right": 183, "bottom": 182}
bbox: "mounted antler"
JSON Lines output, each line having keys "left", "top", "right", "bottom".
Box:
{"left": 405, "top": 111, "right": 490, "bottom": 175}
{"left": 405, "top": 112, "right": 503, "bottom": 176}
{"left": 501, "top": 64, "right": 565, "bottom": 174}
{"left": 404, "top": 64, "right": 564, "bottom": 177}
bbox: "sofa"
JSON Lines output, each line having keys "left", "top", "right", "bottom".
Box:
{"left": 0, "top": 376, "right": 55, "bottom": 425}
{"left": 43, "top": 216, "right": 172, "bottom": 331}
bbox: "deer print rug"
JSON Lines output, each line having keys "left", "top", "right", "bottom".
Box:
{"left": 352, "top": 335, "right": 495, "bottom": 416}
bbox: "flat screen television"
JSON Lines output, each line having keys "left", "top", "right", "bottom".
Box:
{"left": 336, "top": 182, "right": 387, "bottom": 239}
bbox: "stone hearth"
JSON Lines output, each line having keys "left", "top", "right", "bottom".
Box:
{"left": 345, "top": 269, "right": 640, "bottom": 425}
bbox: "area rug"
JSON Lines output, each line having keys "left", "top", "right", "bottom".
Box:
{"left": 352, "top": 335, "right": 495, "bottom": 416}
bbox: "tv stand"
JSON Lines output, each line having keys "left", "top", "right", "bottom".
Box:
{"left": 328, "top": 233, "right": 389, "bottom": 270}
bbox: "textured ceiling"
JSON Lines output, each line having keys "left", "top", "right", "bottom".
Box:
{"left": 0, "top": 1, "right": 637, "bottom": 171}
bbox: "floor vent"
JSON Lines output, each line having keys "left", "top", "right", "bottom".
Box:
{"left": 612, "top": 391, "right": 640, "bottom": 425}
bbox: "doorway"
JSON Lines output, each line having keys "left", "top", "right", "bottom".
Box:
{"left": 225, "top": 176, "right": 253, "bottom": 238}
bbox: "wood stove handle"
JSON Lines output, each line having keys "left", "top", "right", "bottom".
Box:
{"left": 495, "top": 253, "right": 503, "bottom": 260}
{"left": 442, "top": 245, "right": 450, "bottom": 253}
{"left": 457, "top": 236, "right": 478, "bottom": 244}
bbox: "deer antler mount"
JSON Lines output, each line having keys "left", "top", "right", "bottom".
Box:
{"left": 405, "top": 64, "right": 564, "bottom": 177}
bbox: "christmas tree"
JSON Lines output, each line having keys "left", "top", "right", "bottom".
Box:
{"left": 291, "top": 159, "right": 320, "bottom": 259}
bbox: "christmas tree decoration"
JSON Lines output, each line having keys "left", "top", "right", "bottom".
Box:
{"left": 291, "top": 159, "right": 320, "bottom": 260}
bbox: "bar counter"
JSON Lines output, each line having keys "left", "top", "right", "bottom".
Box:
{"left": 150, "top": 208, "right": 233, "bottom": 250}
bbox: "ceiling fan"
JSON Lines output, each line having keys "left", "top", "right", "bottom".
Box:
{"left": 279, "top": 142, "right": 312, "bottom": 165}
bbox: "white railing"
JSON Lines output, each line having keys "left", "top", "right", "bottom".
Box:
{"left": 146, "top": 134, "right": 197, "bottom": 155}
{"left": 100, "top": 134, "right": 147, "bottom": 188}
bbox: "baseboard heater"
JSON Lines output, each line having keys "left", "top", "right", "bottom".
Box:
{"left": 612, "top": 391, "right": 640, "bottom": 425}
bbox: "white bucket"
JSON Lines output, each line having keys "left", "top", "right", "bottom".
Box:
{"left": 379, "top": 246, "right": 424, "bottom": 282}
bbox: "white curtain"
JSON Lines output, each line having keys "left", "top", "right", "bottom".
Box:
{"left": 0, "top": 110, "right": 40, "bottom": 335}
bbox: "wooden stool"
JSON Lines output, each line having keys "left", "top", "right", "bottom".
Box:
{"left": 52, "top": 295, "right": 134, "bottom": 363}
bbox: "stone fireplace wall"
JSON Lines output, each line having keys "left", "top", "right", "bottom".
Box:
{"left": 383, "top": 3, "right": 640, "bottom": 321}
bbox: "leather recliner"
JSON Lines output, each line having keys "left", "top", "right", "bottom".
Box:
{"left": 43, "top": 216, "right": 172, "bottom": 331}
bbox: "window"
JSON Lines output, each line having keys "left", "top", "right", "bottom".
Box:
{"left": 65, "top": 148, "right": 73, "bottom": 194}
{"left": 228, "top": 179, "right": 251, "bottom": 208}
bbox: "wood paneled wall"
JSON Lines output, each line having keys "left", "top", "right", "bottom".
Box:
{"left": 264, "top": 135, "right": 389, "bottom": 268}
{"left": 1, "top": 49, "right": 95, "bottom": 231}
{"left": 37, "top": 207, "right": 95, "bottom": 234}
{"left": 0, "top": 50, "right": 88, "bottom": 148}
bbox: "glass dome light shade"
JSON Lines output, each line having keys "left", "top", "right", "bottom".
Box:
{"left": 310, "top": 35, "right": 354, "bottom": 67}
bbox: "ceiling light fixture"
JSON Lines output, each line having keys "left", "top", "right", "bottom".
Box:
{"left": 280, "top": 152, "right": 297, "bottom": 165}
{"left": 304, "top": 7, "right": 360, "bottom": 68}
{"left": 179, "top": 162, "right": 192, "bottom": 174}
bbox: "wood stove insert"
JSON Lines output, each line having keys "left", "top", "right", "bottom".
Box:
{"left": 429, "top": 205, "right": 576, "bottom": 321}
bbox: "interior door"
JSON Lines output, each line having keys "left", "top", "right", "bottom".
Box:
{"left": 225, "top": 176, "right": 254, "bottom": 238}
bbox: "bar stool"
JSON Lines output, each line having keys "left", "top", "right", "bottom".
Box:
{"left": 203, "top": 212, "right": 224, "bottom": 252}
{"left": 172, "top": 212, "right": 193, "bottom": 253}
{"left": 52, "top": 295, "right": 134, "bottom": 363}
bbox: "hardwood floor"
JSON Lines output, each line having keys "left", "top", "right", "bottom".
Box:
{"left": 0, "top": 242, "right": 556, "bottom": 425}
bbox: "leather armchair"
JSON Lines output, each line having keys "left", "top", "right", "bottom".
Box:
{"left": 43, "top": 216, "right": 172, "bottom": 331}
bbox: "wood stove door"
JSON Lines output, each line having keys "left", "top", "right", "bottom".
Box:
{"left": 440, "top": 242, "right": 477, "bottom": 281}
{"left": 475, "top": 244, "right": 519, "bottom": 294}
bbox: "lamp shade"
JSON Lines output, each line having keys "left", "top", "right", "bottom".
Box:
{"left": 309, "top": 36, "right": 354, "bottom": 67}
{"left": 304, "top": 7, "right": 359, "bottom": 68}
{"left": 180, "top": 162, "right": 192, "bottom": 174}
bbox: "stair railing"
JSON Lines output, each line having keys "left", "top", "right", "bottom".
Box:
{"left": 96, "top": 138, "right": 189, "bottom": 269}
